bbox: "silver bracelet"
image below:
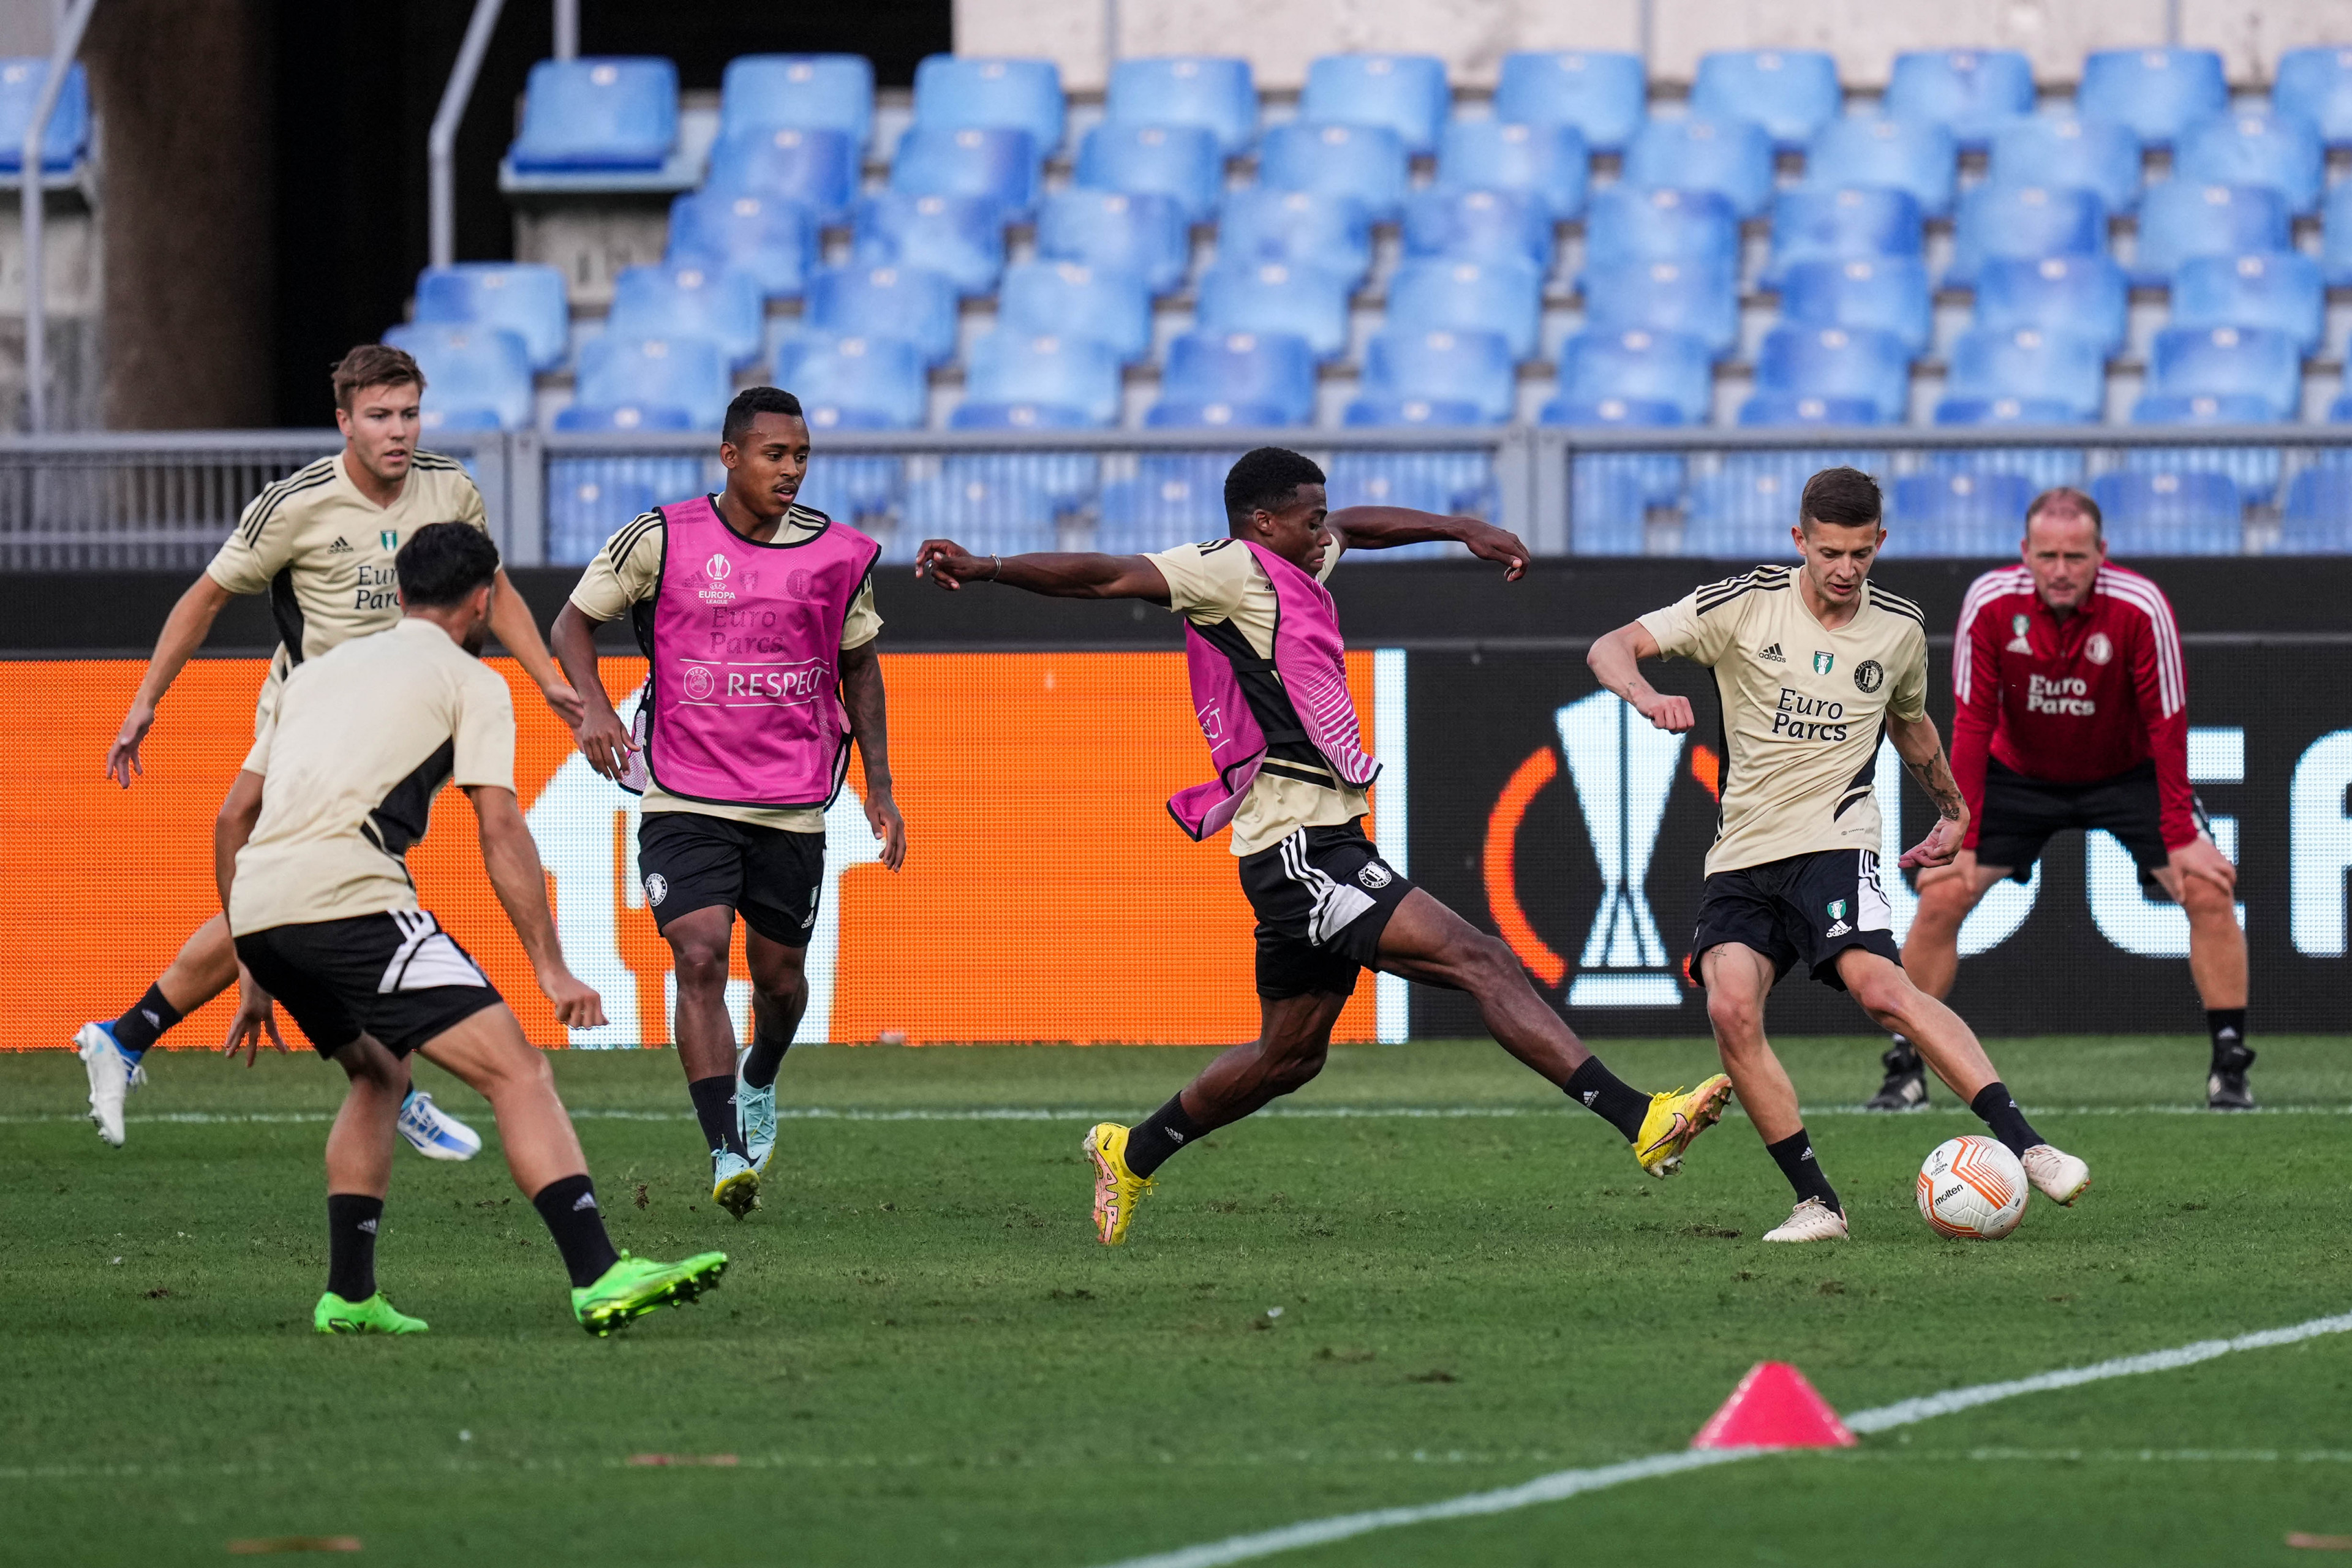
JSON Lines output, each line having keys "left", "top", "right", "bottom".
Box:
{"left": 987, "top": 553, "right": 1001, "bottom": 581}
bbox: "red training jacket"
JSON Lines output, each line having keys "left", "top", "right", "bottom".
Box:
{"left": 1950, "top": 561, "right": 2196, "bottom": 852}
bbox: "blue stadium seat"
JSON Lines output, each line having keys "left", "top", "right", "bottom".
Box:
{"left": 508, "top": 58, "right": 677, "bottom": 172}
{"left": 382, "top": 323, "right": 533, "bottom": 432}
{"left": 998, "top": 261, "right": 1152, "bottom": 361}
{"left": 546, "top": 461, "right": 699, "bottom": 564}
{"left": 1387, "top": 257, "right": 1545, "bottom": 361}
{"left": 665, "top": 189, "right": 814, "bottom": 300}
{"left": 0, "top": 58, "right": 87, "bottom": 172}
{"left": 889, "top": 126, "right": 1039, "bottom": 217}
{"left": 1924, "top": 434, "right": 2086, "bottom": 494}
{"left": 939, "top": 445, "right": 1102, "bottom": 519}
{"left": 1583, "top": 258, "right": 1740, "bottom": 359}
{"left": 1539, "top": 394, "right": 1685, "bottom": 431}
{"left": 1354, "top": 328, "right": 1518, "bottom": 423}
{"left": 2090, "top": 469, "right": 2243, "bottom": 554}
{"left": 1097, "top": 465, "right": 1228, "bottom": 554}
{"left": 2130, "top": 181, "right": 2290, "bottom": 285}
{"left": 1195, "top": 262, "right": 1352, "bottom": 360}
{"left": 898, "top": 470, "right": 1059, "bottom": 555}
{"left": 1256, "top": 121, "right": 1409, "bottom": 222}
{"left": 1933, "top": 394, "right": 2089, "bottom": 426}
{"left": 1778, "top": 256, "right": 1932, "bottom": 356}
{"left": 549, "top": 403, "right": 696, "bottom": 432}
{"left": 806, "top": 263, "right": 960, "bottom": 366}
{"left": 2171, "top": 251, "right": 2324, "bottom": 355}
{"left": 412, "top": 263, "right": 569, "bottom": 372}
{"left": 1736, "top": 392, "right": 1882, "bottom": 426}
{"left": 574, "top": 334, "right": 731, "bottom": 429}
{"left": 2326, "top": 181, "right": 2352, "bottom": 287}
{"left": 2280, "top": 466, "right": 2352, "bottom": 552}
{"left": 851, "top": 192, "right": 1006, "bottom": 296}
{"left": 1075, "top": 122, "right": 1223, "bottom": 223}
{"left": 2078, "top": 47, "right": 2228, "bottom": 148}
{"left": 1106, "top": 56, "right": 1257, "bottom": 155}
{"left": 947, "top": 401, "right": 1093, "bottom": 431}
{"left": 1403, "top": 187, "right": 1554, "bottom": 270}
{"left": 1884, "top": 50, "right": 2035, "bottom": 148}
{"left": 1142, "top": 397, "right": 1291, "bottom": 429}
{"left": 1300, "top": 53, "right": 1450, "bottom": 156}
{"left": 1804, "top": 116, "right": 1958, "bottom": 218}
{"left": 1943, "top": 326, "right": 2109, "bottom": 420}
{"left": 1692, "top": 49, "right": 1841, "bottom": 150}
{"left": 2146, "top": 323, "right": 2303, "bottom": 419}
{"left": 962, "top": 331, "right": 1121, "bottom": 426}
{"left": 1624, "top": 116, "right": 1776, "bottom": 219}
{"left": 1988, "top": 116, "right": 2143, "bottom": 214}
{"left": 1323, "top": 455, "right": 1464, "bottom": 521}
{"left": 1890, "top": 470, "right": 2036, "bottom": 556}
{"left": 1037, "top": 190, "right": 1189, "bottom": 296}
{"left": 775, "top": 334, "right": 928, "bottom": 428}
{"left": 1155, "top": 331, "right": 1317, "bottom": 425}
{"left": 794, "top": 420, "right": 901, "bottom": 528}
{"left": 1586, "top": 187, "right": 1743, "bottom": 279}
{"left": 1340, "top": 395, "right": 1488, "bottom": 428}
{"left": 2124, "top": 394, "right": 2283, "bottom": 499}
{"left": 1971, "top": 254, "right": 2129, "bottom": 356}
{"left": 1683, "top": 466, "right": 1815, "bottom": 555}
{"left": 719, "top": 55, "right": 873, "bottom": 148}
{"left": 2175, "top": 110, "right": 2325, "bottom": 214}
{"left": 1754, "top": 325, "right": 1912, "bottom": 424}
{"left": 1946, "top": 184, "right": 2107, "bottom": 290}
{"left": 1436, "top": 120, "right": 1589, "bottom": 221}
{"left": 607, "top": 263, "right": 764, "bottom": 368}
{"left": 703, "top": 127, "right": 859, "bottom": 221}
{"left": 1762, "top": 186, "right": 1923, "bottom": 288}
{"left": 1496, "top": 51, "right": 1646, "bottom": 153}
{"left": 1556, "top": 329, "right": 1715, "bottom": 424}
{"left": 2274, "top": 47, "right": 2352, "bottom": 148}
{"left": 911, "top": 55, "right": 1064, "bottom": 153}
{"left": 1218, "top": 187, "right": 1373, "bottom": 289}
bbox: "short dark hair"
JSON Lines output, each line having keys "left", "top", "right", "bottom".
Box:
{"left": 1799, "top": 466, "right": 1883, "bottom": 530}
{"left": 1223, "top": 447, "right": 1326, "bottom": 530}
{"left": 396, "top": 522, "right": 501, "bottom": 609}
{"left": 2026, "top": 484, "right": 2103, "bottom": 537}
{"left": 334, "top": 344, "right": 424, "bottom": 412}
{"left": 723, "top": 386, "right": 807, "bottom": 446}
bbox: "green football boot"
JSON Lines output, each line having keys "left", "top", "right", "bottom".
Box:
{"left": 571, "top": 1251, "right": 728, "bottom": 1338}
{"left": 313, "top": 1291, "right": 429, "bottom": 1335}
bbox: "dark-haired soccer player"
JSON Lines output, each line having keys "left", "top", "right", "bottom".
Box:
{"left": 1588, "top": 467, "right": 2090, "bottom": 1242}
{"left": 1868, "top": 486, "right": 2252, "bottom": 1111}
{"left": 222, "top": 522, "right": 724, "bottom": 1335}
{"left": 80, "top": 344, "right": 586, "bottom": 1156}
{"left": 916, "top": 447, "right": 1734, "bottom": 1246}
{"left": 551, "top": 387, "right": 905, "bottom": 1219}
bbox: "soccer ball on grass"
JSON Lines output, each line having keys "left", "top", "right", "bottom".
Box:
{"left": 1915, "top": 1134, "right": 2027, "bottom": 1239}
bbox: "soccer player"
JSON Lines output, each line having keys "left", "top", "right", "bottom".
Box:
{"left": 80, "top": 344, "right": 586, "bottom": 1155}
{"left": 220, "top": 522, "right": 725, "bottom": 1336}
{"left": 1866, "top": 486, "right": 2251, "bottom": 1111}
{"left": 915, "top": 447, "right": 1735, "bottom": 1246}
{"left": 1587, "top": 467, "right": 2092, "bottom": 1242}
{"left": 551, "top": 387, "right": 905, "bottom": 1219}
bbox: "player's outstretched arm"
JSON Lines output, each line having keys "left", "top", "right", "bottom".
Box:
{"left": 107, "top": 573, "right": 237, "bottom": 787}
{"left": 1889, "top": 710, "right": 1970, "bottom": 870}
{"left": 549, "top": 602, "right": 635, "bottom": 782}
{"left": 1327, "top": 507, "right": 1531, "bottom": 581}
{"left": 488, "top": 570, "right": 586, "bottom": 729}
{"left": 839, "top": 639, "right": 907, "bottom": 872}
{"left": 1587, "top": 622, "right": 1695, "bottom": 733}
{"left": 914, "top": 539, "right": 1172, "bottom": 603}
{"left": 466, "top": 783, "right": 608, "bottom": 1030}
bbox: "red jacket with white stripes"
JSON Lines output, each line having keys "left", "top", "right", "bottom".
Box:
{"left": 1950, "top": 562, "right": 2197, "bottom": 852}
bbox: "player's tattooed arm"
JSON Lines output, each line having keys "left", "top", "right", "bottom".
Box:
{"left": 840, "top": 639, "right": 907, "bottom": 872}
{"left": 1888, "top": 710, "right": 1969, "bottom": 868}
{"left": 1325, "top": 507, "right": 1530, "bottom": 581}
{"left": 1586, "top": 622, "right": 1695, "bottom": 734}
{"left": 913, "top": 540, "right": 1173, "bottom": 604}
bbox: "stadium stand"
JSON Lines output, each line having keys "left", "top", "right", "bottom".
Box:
{"left": 1301, "top": 53, "right": 1450, "bottom": 156}
{"left": 2170, "top": 251, "right": 2325, "bottom": 355}
{"left": 1403, "top": 187, "right": 1555, "bottom": 271}
{"left": 1624, "top": 116, "right": 1776, "bottom": 219}
{"left": 1105, "top": 56, "right": 1258, "bottom": 154}
{"left": 664, "top": 189, "right": 813, "bottom": 298}
{"left": 1778, "top": 257, "right": 1934, "bottom": 358}
{"left": 1494, "top": 50, "right": 1646, "bottom": 153}
{"left": 1883, "top": 49, "right": 2035, "bottom": 148}
{"left": 776, "top": 334, "right": 929, "bottom": 428}
{"left": 1691, "top": 50, "right": 1842, "bottom": 150}
{"left": 1036, "top": 190, "right": 1190, "bottom": 295}
{"left": 1988, "top": 116, "right": 2143, "bottom": 215}
{"left": 718, "top": 55, "right": 875, "bottom": 148}
{"left": 412, "top": 264, "right": 569, "bottom": 372}
{"left": 1435, "top": 120, "right": 1588, "bottom": 220}
{"left": 1971, "top": 256, "right": 2130, "bottom": 358}
{"left": 1947, "top": 184, "right": 2107, "bottom": 290}
{"left": 1804, "top": 116, "right": 1958, "bottom": 217}
{"left": 1762, "top": 186, "right": 1922, "bottom": 288}
{"left": 2274, "top": 46, "right": 2352, "bottom": 145}
{"left": 701, "top": 126, "right": 859, "bottom": 219}
{"left": 850, "top": 191, "right": 1006, "bottom": 296}
{"left": 888, "top": 126, "right": 1040, "bottom": 217}
{"left": 0, "top": 58, "right": 89, "bottom": 172}
{"left": 507, "top": 58, "right": 678, "bottom": 172}
{"left": 1753, "top": 325, "right": 1913, "bottom": 424}
{"left": 2076, "top": 47, "right": 2229, "bottom": 147}
{"left": 912, "top": 55, "right": 1064, "bottom": 152}
{"left": 1582, "top": 258, "right": 1740, "bottom": 359}
{"left": 805, "top": 264, "right": 960, "bottom": 366}
{"left": 1256, "top": 120, "right": 1409, "bottom": 222}
{"left": 2130, "top": 181, "right": 2292, "bottom": 285}
{"left": 1076, "top": 122, "right": 1224, "bottom": 222}
{"left": 1196, "top": 263, "right": 1353, "bottom": 360}
{"left": 382, "top": 323, "right": 533, "bottom": 432}
{"left": 2174, "top": 110, "right": 2326, "bottom": 213}
{"left": 998, "top": 262, "right": 1153, "bottom": 363}
{"left": 1219, "top": 187, "right": 1374, "bottom": 290}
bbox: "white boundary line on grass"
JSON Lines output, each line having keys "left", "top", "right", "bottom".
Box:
{"left": 1090, "top": 1310, "right": 2352, "bottom": 1568}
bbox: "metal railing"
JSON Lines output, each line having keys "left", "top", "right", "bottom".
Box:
{"left": 1, "top": 424, "right": 2346, "bottom": 573}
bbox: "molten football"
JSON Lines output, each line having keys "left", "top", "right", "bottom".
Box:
{"left": 1916, "top": 1134, "right": 2028, "bottom": 1239}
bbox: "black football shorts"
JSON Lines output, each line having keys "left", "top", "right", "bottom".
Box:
{"left": 1235, "top": 821, "right": 1415, "bottom": 1000}
{"left": 1690, "top": 848, "right": 1902, "bottom": 993}
{"left": 234, "top": 910, "right": 503, "bottom": 1058}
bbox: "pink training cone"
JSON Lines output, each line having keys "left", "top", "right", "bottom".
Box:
{"left": 1689, "top": 1362, "right": 1858, "bottom": 1450}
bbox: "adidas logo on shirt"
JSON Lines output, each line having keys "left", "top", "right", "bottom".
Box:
{"left": 327, "top": 536, "right": 353, "bottom": 554}
{"left": 1758, "top": 643, "right": 1785, "bottom": 663}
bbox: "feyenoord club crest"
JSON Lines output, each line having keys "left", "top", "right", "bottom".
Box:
{"left": 2007, "top": 612, "right": 2033, "bottom": 654}
{"left": 2085, "top": 631, "right": 2113, "bottom": 665}
{"left": 1853, "top": 659, "right": 1884, "bottom": 693}
{"left": 1812, "top": 650, "right": 1834, "bottom": 675}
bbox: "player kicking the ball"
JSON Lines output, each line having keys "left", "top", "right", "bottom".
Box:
{"left": 918, "top": 447, "right": 1733, "bottom": 1246}
{"left": 1587, "top": 467, "right": 2090, "bottom": 1242}
{"left": 221, "top": 523, "right": 723, "bottom": 1335}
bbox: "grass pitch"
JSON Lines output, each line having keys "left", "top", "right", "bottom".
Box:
{"left": 4, "top": 1034, "right": 2350, "bottom": 1567}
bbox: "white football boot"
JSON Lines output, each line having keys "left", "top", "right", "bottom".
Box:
{"left": 75, "top": 1021, "right": 145, "bottom": 1148}
{"left": 396, "top": 1091, "right": 482, "bottom": 1161}
{"left": 1762, "top": 1197, "right": 1850, "bottom": 1242}
{"left": 2020, "top": 1144, "right": 2090, "bottom": 1207}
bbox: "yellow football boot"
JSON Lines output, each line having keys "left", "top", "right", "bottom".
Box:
{"left": 1082, "top": 1122, "right": 1154, "bottom": 1245}
{"left": 1634, "top": 1073, "right": 1735, "bottom": 1177}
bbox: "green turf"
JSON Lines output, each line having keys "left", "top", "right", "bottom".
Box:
{"left": 4, "top": 1035, "right": 2350, "bottom": 1567}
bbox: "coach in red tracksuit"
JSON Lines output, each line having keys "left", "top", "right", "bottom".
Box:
{"left": 1866, "top": 486, "right": 2253, "bottom": 1112}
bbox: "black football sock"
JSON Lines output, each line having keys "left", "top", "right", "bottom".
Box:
{"left": 109, "top": 982, "right": 184, "bottom": 1058}
{"left": 741, "top": 990, "right": 805, "bottom": 1092}
{"left": 2206, "top": 1009, "right": 2249, "bottom": 1065}
{"left": 531, "top": 1174, "right": 622, "bottom": 1289}
{"left": 325, "top": 1193, "right": 384, "bottom": 1302}
{"left": 1969, "top": 1080, "right": 2043, "bottom": 1157}
{"left": 687, "top": 1074, "right": 748, "bottom": 1161}
{"left": 1563, "top": 1058, "right": 1651, "bottom": 1142}
{"left": 1125, "top": 1094, "right": 1207, "bottom": 1177}
{"left": 1765, "top": 1130, "right": 1841, "bottom": 1213}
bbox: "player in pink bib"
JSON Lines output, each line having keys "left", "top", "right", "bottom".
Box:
{"left": 917, "top": 447, "right": 1736, "bottom": 1246}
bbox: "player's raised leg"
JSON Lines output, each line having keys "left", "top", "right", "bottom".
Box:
{"left": 1702, "top": 943, "right": 1849, "bottom": 1242}
{"left": 736, "top": 927, "right": 810, "bottom": 1180}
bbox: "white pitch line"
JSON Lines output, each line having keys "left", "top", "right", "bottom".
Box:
{"left": 1091, "top": 1309, "right": 2352, "bottom": 1568}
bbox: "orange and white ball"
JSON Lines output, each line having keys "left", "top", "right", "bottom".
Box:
{"left": 1917, "top": 1134, "right": 2029, "bottom": 1239}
